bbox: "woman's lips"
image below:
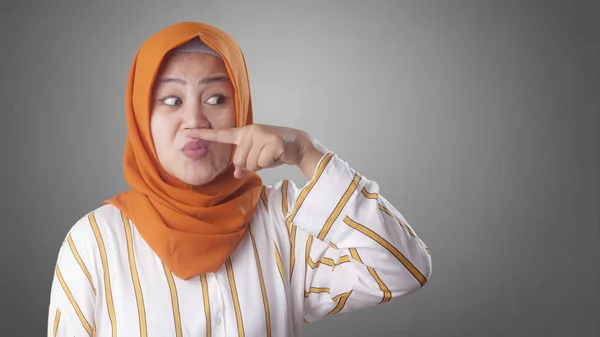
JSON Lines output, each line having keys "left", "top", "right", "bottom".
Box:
{"left": 182, "top": 139, "right": 209, "bottom": 160}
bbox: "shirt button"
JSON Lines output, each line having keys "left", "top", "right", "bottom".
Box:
{"left": 216, "top": 317, "right": 222, "bottom": 325}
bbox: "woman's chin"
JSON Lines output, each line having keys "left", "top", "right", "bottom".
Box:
{"left": 170, "top": 159, "right": 229, "bottom": 186}
{"left": 179, "top": 173, "right": 214, "bottom": 186}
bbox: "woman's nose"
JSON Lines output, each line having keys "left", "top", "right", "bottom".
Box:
{"left": 182, "top": 101, "right": 210, "bottom": 128}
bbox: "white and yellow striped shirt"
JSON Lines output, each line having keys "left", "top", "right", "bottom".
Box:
{"left": 47, "top": 152, "right": 432, "bottom": 337}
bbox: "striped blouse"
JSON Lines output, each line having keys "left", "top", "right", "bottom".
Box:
{"left": 47, "top": 152, "right": 432, "bottom": 337}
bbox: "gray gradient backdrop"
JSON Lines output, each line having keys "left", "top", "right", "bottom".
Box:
{"left": 1, "top": 0, "right": 598, "bottom": 336}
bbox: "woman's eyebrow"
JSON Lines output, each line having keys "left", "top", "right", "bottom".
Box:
{"left": 157, "top": 75, "right": 229, "bottom": 85}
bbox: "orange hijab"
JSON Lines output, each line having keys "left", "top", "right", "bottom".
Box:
{"left": 105, "top": 22, "right": 263, "bottom": 280}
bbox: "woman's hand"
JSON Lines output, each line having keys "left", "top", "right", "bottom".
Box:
{"left": 186, "top": 124, "right": 326, "bottom": 179}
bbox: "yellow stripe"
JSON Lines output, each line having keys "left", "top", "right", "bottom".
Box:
{"left": 344, "top": 216, "right": 427, "bottom": 286}
{"left": 122, "top": 212, "right": 147, "bottom": 337}
{"left": 331, "top": 292, "right": 346, "bottom": 301}
{"left": 306, "top": 235, "right": 316, "bottom": 268}
{"left": 281, "top": 180, "right": 289, "bottom": 231}
{"left": 305, "top": 235, "right": 325, "bottom": 269}
{"left": 305, "top": 236, "right": 347, "bottom": 271}
{"left": 329, "top": 242, "right": 338, "bottom": 249}
{"left": 260, "top": 186, "right": 269, "bottom": 211}
{"left": 328, "top": 290, "right": 352, "bottom": 315}
{"left": 55, "top": 266, "right": 93, "bottom": 336}
{"left": 226, "top": 258, "right": 245, "bottom": 337}
{"left": 285, "top": 152, "right": 334, "bottom": 228}
{"left": 361, "top": 187, "right": 378, "bottom": 199}
{"left": 304, "top": 287, "right": 331, "bottom": 298}
{"left": 362, "top": 186, "right": 430, "bottom": 254}
{"left": 163, "top": 264, "right": 182, "bottom": 337}
{"left": 304, "top": 286, "right": 351, "bottom": 314}
{"left": 309, "top": 287, "right": 330, "bottom": 293}
{"left": 320, "top": 257, "right": 336, "bottom": 268}
{"left": 327, "top": 255, "right": 351, "bottom": 270}
{"left": 89, "top": 213, "right": 117, "bottom": 337}
{"left": 378, "top": 205, "right": 430, "bottom": 253}
{"left": 349, "top": 248, "right": 391, "bottom": 303}
{"left": 378, "top": 204, "right": 416, "bottom": 237}
{"left": 317, "top": 173, "right": 361, "bottom": 241}
{"left": 335, "top": 255, "right": 351, "bottom": 266}
{"left": 200, "top": 275, "right": 211, "bottom": 337}
{"left": 67, "top": 234, "right": 97, "bottom": 295}
{"left": 289, "top": 225, "right": 297, "bottom": 278}
{"left": 273, "top": 243, "right": 286, "bottom": 287}
{"left": 53, "top": 309, "right": 61, "bottom": 337}
{"left": 249, "top": 227, "right": 271, "bottom": 337}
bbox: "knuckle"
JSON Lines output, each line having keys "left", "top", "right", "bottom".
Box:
{"left": 232, "top": 156, "right": 245, "bottom": 168}
{"left": 257, "top": 157, "right": 273, "bottom": 168}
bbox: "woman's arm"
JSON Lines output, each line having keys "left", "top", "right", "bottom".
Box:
{"left": 285, "top": 150, "right": 432, "bottom": 322}
{"left": 191, "top": 124, "right": 432, "bottom": 322}
{"left": 47, "top": 219, "right": 97, "bottom": 337}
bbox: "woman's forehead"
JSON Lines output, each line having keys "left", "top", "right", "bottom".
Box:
{"left": 159, "top": 52, "right": 228, "bottom": 77}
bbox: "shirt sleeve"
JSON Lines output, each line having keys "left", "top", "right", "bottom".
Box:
{"left": 273, "top": 151, "right": 432, "bottom": 323}
{"left": 47, "top": 218, "right": 97, "bottom": 337}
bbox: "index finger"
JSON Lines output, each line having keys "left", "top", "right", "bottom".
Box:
{"left": 187, "top": 128, "right": 242, "bottom": 144}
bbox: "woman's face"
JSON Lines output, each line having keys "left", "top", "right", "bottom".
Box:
{"left": 150, "top": 52, "right": 236, "bottom": 186}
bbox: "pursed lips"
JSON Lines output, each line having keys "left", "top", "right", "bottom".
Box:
{"left": 182, "top": 139, "right": 209, "bottom": 160}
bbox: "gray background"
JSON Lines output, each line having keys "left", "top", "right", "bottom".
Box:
{"left": 1, "top": 0, "right": 598, "bottom": 336}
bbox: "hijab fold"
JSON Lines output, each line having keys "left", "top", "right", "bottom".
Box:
{"left": 105, "top": 22, "right": 262, "bottom": 280}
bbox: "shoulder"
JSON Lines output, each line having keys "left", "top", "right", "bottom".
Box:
{"left": 68, "top": 204, "right": 125, "bottom": 236}
{"left": 53, "top": 204, "right": 126, "bottom": 286}
{"left": 61, "top": 204, "right": 126, "bottom": 256}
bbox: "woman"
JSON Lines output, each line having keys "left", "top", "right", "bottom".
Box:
{"left": 47, "top": 21, "right": 432, "bottom": 337}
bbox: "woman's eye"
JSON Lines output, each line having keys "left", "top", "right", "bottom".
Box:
{"left": 205, "top": 95, "right": 226, "bottom": 105}
{"left": 161, "top": 97, "right": 182, "bottom": 106}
